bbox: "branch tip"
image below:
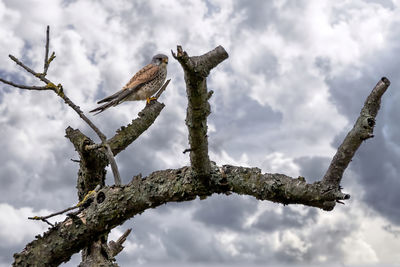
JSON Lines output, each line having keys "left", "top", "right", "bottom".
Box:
{"left": 381, "top": 76, "right": 390, "bottom": 86}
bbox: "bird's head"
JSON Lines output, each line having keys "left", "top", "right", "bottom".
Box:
{"left": 151, "top": 54, "right": 168, "bottom": 65}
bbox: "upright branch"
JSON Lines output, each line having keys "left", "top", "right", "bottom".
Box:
{"left": 172, "top": 45, "right": 229, "bottom": 181}
{"left": 0, "top": 26, "right": 121, "bottom": 185}
{"left": 322, "top": 77, "right": 390, "bottom": 186}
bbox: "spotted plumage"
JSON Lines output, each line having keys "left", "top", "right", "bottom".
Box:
{"left": 90, "top": 54, "right": 168, "bottom": 114}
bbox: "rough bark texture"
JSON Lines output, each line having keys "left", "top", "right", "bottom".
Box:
{"left": 13, "top": 162, "right": 353, "bottom": 266}
{"left": 107, "top": 101, "right": 165, "bottom": 155}
{"left": 172, "top": 45, "right": 229, "bottom": 181}
{"left": 322, "top": 77, "right": 390, "bottom": 186}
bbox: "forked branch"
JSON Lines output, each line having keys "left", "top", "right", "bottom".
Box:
{"left": 0, "top": 26, "right": 121, "bottom": 186}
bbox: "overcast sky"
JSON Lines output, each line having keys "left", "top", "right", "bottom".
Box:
{"left": 0, "top": 0, "right": 400, "bottom": 266}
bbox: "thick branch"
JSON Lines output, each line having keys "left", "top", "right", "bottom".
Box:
{"left": 13, "top": 163, "right": 348, "bottom": 266}
{"left": 172, "top": 46, "right": 229, "bottom": 180}
{"left": 322, "top": 77, "right": 390, "bottom": 186}
{"left": 65, "top": 127, "right": 108, "bottom": 200}
{"left": 107, "top": 101, "right": 165, "bottom": 155}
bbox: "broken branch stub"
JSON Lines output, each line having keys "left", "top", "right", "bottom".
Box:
{"left": 322, "top": 77, "right": 390, "bottom": 186}
{"left": 172, "top": 45, "right": 229, "bottom": 181}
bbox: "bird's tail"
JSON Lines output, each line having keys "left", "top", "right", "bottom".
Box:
{"left": 90, "top": 85, "right": 142, "bottom": 115}
{"left": 89, "top": 100, "right": 117, "bottom": 115}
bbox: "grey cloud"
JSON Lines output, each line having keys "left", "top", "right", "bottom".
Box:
{"left": 363, "top": 0, "right": 395, "bottom": 9}
{"left": 326, "top": 74, "right": 376, "bottom": 121}
{"left": 350, "top": 134, "right": 400, "bottom": 224}
{"left": 382, "top": 224, "right": 400, "bottom": 238}
{"left": 294, "top": 156, "right": 331, "bottom": 183}
{"left": 233, "top": 1, "right": 277, "bottom": 30}
{"left": 314, "top": 57, "right": 332, "bottom": 76}
{"left": 209, "top": 85, "right": 282, "bottom": 159}
{"left": 325, "top": 19, "right": 400, "bottom": 225}
{"left": 303, "top": 221, "right": 358, "bottom": 263}
{"left": 248, "top": 51, "right": 279, "bottom": 79}
{"left": 192, "top": 194, "right": 258, "bottom": 231}
{"left": 0, "top": 124, "right": 78, "bottom": 211}
{"left": 278, "top": 221, "right": 356, "bottom": 264}
{"left": 254, "top": 207, "right": 318, "bottom": 232}
{"left": 160, "top": 225, "right": 223, "bottom": 262}
{"left": 233, "top": 0, "right": 309, "bottom": 42}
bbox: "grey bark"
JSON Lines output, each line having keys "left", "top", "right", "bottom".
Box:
{"left": 172, "top": 45, "right": 229, "bottom": 181}
{"left": 322, "top": 77, "right": 390, "bottom": 186}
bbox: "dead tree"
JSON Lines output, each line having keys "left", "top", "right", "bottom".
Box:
{"left": 0, "top": 27, "right": 390, "bottom": 267}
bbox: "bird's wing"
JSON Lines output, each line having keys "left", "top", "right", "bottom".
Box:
{"left": 122, "top": 63, "right": 160, "bottom": 90}
{"left": 97, "top": 89, "right": 125, "bottom": 104}
{"left": 90, "top": 84, "right": 145, "bottom": 114}
{"left": 96, "top": 63, "right": 159, "bottom": 104}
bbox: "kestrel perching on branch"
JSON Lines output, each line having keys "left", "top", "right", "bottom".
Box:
{"left": 90, "top": 54, "right": 168, "bottom": 114}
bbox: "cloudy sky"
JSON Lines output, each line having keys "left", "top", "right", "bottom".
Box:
{"left": 1, "top": 0, "right": 400, "bottom": 266}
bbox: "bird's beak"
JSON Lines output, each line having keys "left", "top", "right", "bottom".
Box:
{"left": 163, "top": 58, "right": 168, "bottom": 64}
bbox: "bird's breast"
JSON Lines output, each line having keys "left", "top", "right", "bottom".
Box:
{"left": 127, "top": 66, "right": 167, "bottom": 101}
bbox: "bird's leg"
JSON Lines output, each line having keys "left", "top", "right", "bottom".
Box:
{"left": 146, "top": 97, "right": 157, "bottom": 104}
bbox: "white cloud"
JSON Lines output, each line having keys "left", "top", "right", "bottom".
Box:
{"left": 0, "top": 203, "right": 49, "bottom": 246}
{"left": 261, "top": 152, "right": 300, "bottom": 176}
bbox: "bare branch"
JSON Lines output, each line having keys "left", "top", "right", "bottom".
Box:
{"left": 13, "top": 163, "right": 351, "bottom": 266}
{"left": 2, "top": 26, "right": 122, "bottom": 186}
{"left": 42, "top": 25, "right": 56, "bottom": 76}
{"left": 29, "top": 206, "right": 78, "bottom": 225}
{"left": 108, "top": 229, "right": 132, "bottom": 257}
{"left": 173, "top": 45, "right": 229, "bottom": 181}
{"left": 106, "top": 143, "right": 121, "bottom": 185}
{"left": 107, "top": 101, "right": 165, "bottom": 155}
{"left": 28, "top": 185, "right": 102, "bottom": 226}
{"left": 322, "top": 77, "right": 390, "bottom": 186}
{"left": 154, "top": 79, "right": 170, "bottom": 100}
{"left": 105, "top": 79, "right": 170, "bottom": 157}
{"left": 0, "top": 78, "right": 48, "bottom": 90}
{"left": 43, "top": 25, "right": 50, "bottom": 75}
{"left": 9, "top": 54, "right": 51, "bottom": 84}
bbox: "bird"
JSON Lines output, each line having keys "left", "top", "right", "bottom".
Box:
{"left": 90, "top": 54, "right": 168, "bottom": 114}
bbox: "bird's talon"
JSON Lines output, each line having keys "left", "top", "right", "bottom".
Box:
{"left": 146, "top": 97, "right": 157, "bottom": 104}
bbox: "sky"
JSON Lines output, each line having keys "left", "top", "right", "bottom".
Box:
{"left": 0, "top": 0, "right": 399, "bottom": 266}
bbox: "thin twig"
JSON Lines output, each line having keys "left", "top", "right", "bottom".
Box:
{"left": 108, "top": 228, "right": 132, "bottom": 257}
{"left": 105, "top": 143, "right": 121, "bottom": 185}
{"left": 3, "top": 27, "right": 122, "bottom": 186}
{"left": 61, "top": 94, "right": 106, "bottom": 140}
{"left": 9, "top": 55, "right": 51, "bottom": 84}
{"left": 155, "top": 79, "right": 171, "bottom": 99}
{"left": 182, "top": 148, "right": 192, "bottom": 154}
{"left": 0, "top": 78, "right": 48, "bottom": 90}
{"left": 28, "top": 206, "right": 78, "bottom": 223}
{"left": 43, "top": 25, "right": 50, "bottom": 75}
{"left": 29, "top": 185, "right": 102, "bottom": 225}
